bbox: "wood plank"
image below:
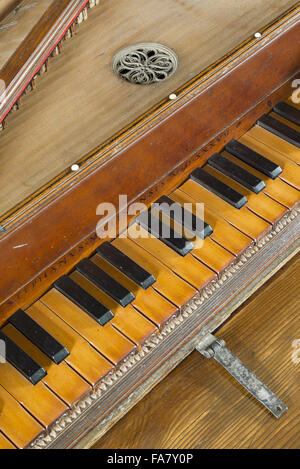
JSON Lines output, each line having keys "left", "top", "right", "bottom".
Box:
{"left": 70, "top": 270, "right": 157, "bottom": 344}
{"left": 40, "top": 289, "right": 135, "bottom": 365}
{"left": 27, "top": 301, "right": 113, "bottom": 386}
{"left": 179, "top": 179, "right": 270, "bottom": 239}
{"left": 93, "top": 254, "right": 300, "bottom": 449}
{"left": 204, "top": 165, "right": 287, "bottom": 224}
{"left": 3, "top": 323, "right": 91, "bottom": 407}
{"left": 0, "top": 385, "right": 43, "bottom": 448}
{"left": 221, "top": 150, "right": 300, "bottom": 208}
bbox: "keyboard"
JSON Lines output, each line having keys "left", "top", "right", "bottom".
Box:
{"left": 0, "top": 101, "right": 299, "bottom": 449}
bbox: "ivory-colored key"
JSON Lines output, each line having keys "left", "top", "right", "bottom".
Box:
{"left": 179, "top": 180, "right": 270, "bottom": 239}
{"left": 0, "top": 357, "right": 67, "bottom": 428}
{"left": 192, "top": 237, "right": 235, "bottom": 274}
{"left": 3, "top": 324, "right": 91, "bottom": 407}
{"left": 0, "top": 385, "right": 43, "bottom": 448}
{"left": 41, "top": 289, "right": 135, "bottom": 365}
{"left": 152, "top": 206, "right": 235, "bottom": 271}
{"left": 127, "top": 224, "right": 216, "bottom": 289}
{"left": 91, "top": 255, "right": 178, "bottom": 326}
{"left": 239, "top": 134, "right": 300, "bottom": 189}
{"left": 171, "top": 189, "right": 252, "bottom": 255}
{"left": 70, "top": 270, "right": 157, "bottom": 343}
{"left": 0, "top": 432, "right": 16, "bottom": 449}
{"left": 27, "top": 301, "right": 113, "bottom": 386}
{"left": 246, "top": 125, "right": 300, "bottom": 165}
{"left": 155, "top": 202, "right": 235, "bottom": 271}
{"left": 222, "top": 150, "right": 300, "bottom": 208}
{"left": 204, "top": 165, "right": 287, "bottom": 224}
{"left": 112, "top": 237, "right": 198, "bottom": 307}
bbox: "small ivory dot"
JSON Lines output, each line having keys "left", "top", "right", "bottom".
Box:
{"left": 169, "top": 93, "right": 177, "bottom": 100}
{"left": 71, "top": 164, "right": 80, "bottom": 171}
{"left": 254, "top": 32, "right": 262, "bottom": 38}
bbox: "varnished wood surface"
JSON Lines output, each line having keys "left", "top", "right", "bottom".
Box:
{"left": 0, "top": 0, "right": 52, "bottom": 69}
{"left": 0, "top": 34, "right": 298, "bottom": 325}
{"left": 93, "top": 253, "right": 300, "bottom": 449}
{"left": 0, "top": 1, "right": 23, "bottom": 23}
{"left": 0, "top": 0, "right": 296, "bottom": 217}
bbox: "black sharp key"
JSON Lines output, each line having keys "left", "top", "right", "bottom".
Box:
{"left": 137, "top": 211, "right": 194, "bottom": 256}
{"left": 274, "top": 101, "right": 300, "bottom": 127}
{"left": 54, "top": 275, "right": 114, "bottom": 326}
{"left": 207, "top": 153, "right": 266, "bottom": 194}
{"left": 257, "top": 114, "right": 300, "bottom": 149}
{"left": 154, "top": 195, "right": 213, "bottom": 239}
{"left": 0, "top": 330, "right": 46, "bottom": 385}
{"left": 190, "top": 167, "right": 247, "bottom": 209}
{"left": 76, "top": 258, "right": 135, "bottom": 307}
{"left": 9, "top": 309, "right": 69, "bottom": 365}
{"left": 225, "top": 139, "right": 282, "bottom": 179}
{"left": 97, "top": 242, "right": 155, "bottom": 289}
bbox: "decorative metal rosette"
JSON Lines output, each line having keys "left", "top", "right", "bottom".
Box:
{"left": 112, "top": 43, "right": 178, "bottom": 85}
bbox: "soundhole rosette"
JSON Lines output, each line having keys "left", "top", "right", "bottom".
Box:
{"left": 112, "top": 43, "right": 178, "bottom": 85}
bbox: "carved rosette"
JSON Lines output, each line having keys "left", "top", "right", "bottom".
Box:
{"left": 112, "top": 43, "right": 178, "bottom": 85}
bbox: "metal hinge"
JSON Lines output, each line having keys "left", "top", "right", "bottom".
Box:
{"left": 196, "top": 334, "right": 287, "bottom": 418}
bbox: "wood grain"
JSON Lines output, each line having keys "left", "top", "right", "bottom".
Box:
{"left": 0, "top": 0, "right": 52, "bottom": 69}
{"left": 0, "top": 0, "right": 297, "bottom": 216}
{"left": 0, "top": 1, "right": 23, "bottom": 23}
{"left": 27, "top": 301, "right": 113, "bottom": 386}
{"left": 41, "top": 288, "right": 136, "bottom": 365}
{"left": 3, "top": 323, "right": 92, "bottom": 407}
{"left": 93, "top": 253, "right": 300, "bottom": 449}
{"left": 0, "top": 385, "right": 43, "bottom": 448}
{"left": 0, "top": 25, "right": 298, "bottom": 323}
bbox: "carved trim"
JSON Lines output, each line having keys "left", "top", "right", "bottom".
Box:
{"left": 112, "top": 43, "right": 178, "bottom": 84}
{"left": 30, "top": 207, "right": 300, "bottom": 449}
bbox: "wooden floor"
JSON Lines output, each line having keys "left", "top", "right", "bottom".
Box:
{"left": 93, "top": 253, "right": 300, "bottom": 449}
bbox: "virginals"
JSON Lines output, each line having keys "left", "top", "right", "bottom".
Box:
{"left": 0, "top": 0, "right": 299, "bottom": 449}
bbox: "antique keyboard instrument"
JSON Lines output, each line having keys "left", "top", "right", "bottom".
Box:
{"left": 0, "top": 0, "right": 299, "bottom": 449}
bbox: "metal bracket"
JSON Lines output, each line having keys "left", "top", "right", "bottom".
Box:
{"left": 196, "top": 334, "right": 287, "bottom": 418}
